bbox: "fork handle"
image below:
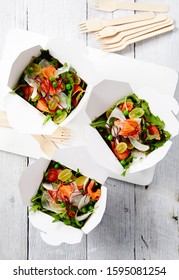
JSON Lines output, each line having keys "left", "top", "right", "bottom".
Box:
{"left": 116, "top": 2, "right": 169, "bottom": 13}
{"left": 108, "top": 25, "right": 174, "bottom": 52}
{"left": 104, "top": 12, "right": 155, "bottom": 26}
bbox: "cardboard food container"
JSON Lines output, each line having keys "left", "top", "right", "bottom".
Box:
{"left": 4, "top": 39, "right": 95, "bottom": 135}
{"left": 18, "top": 146, "right": 108, "bottom": 246}
{"left": 85, "top": 80, "right": 179, "bottom": 176}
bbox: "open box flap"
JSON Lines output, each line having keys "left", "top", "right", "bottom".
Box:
{"left": 18, "top": 157, "right": 50, "bottom": 206}
{"left": 82, "top": 186, "right": 107, "bottom": 234}
{"left": 46, "top": 38, "right": 97, "bottom": 85}
{"left": 52, "top": 146, "right": 108, "bottom": 185}
{"left": 29, "top": 211, "right": 83, "bottom": 246}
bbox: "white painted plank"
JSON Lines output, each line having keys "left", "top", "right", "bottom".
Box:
{"left": 0, "top": 152, "right": 27, "bottom": 259}
{"left": 87, "top": 0, "right": 136, "bottom": 260}
{"left": 27, "top": 0, "right": 87, "bottom": 260}
{"left": 0, "top": 0, "right": 28, "bottom": 260}
{"left": 134, "top": 0, "right": 179, "bottom": 260}
{"left": 87, "top": 179, "right": 135, "bottom": 259}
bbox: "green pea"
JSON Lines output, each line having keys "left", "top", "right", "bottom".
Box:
{"left": 109, "top": 121, "right": 114, "bottom": 127}
{"left": 49, "top": 76, "right": 55, "bottom": 82}
{"left": 120, "top": 160, "right": 126, "bottom": 166}
{"left": 88, "top": 205, "right": 94, "bottom": 211}
{"left": 56, "top": 109, "right": 63, "bottom": 116}
{"left": 60, "top": 202, "right": 66, "bottom": 208}
{"left": 54, "top": 164, "right": 60, "bottom": 169}
{"left": 108, "top": 134, "right": 113, "bottom": 141}
{"left": 28, "top": 66, "right": 34, "bottom": 73}
{"left": 52, "top": 81, "right": 58, "bottom": 88}
{"left": 66, "top": 83, "right": 71, "bottom": 90}
{"left": 81, "top": 207, "right": 87, "bottom": 214}
{"left": 123, "top": 110, "right": 128, "bottom": 117}
{"left": 145, "top": 122, "right": 150, "bottom": 127}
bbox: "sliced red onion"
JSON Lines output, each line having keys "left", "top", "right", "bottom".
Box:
{"left": 78, "top": 195, "right": 90, "bottom": 210}
{"left": 75, "top": 212, "right": 92, "bottom": 222}
{"left": 83, "top": 177, "right": 89, "bottom": 191}
{"left": 129, "top": 138, "right": 149, "bottom": 152}
{"left": 59, "top": 92, "right": 68, "bottom": 109}
{"left": 70, "top": 192, "right": 83, "bottom": 207}
{"left": 54, "top": 63, "right": 70, "bottom": 77}
{"left": 111, "top": 125, "right": 118, "bottom": 137}
{"left": 106, "top": 107, "right": 126, "bottom": 126}
{"left": 39, "top": 59, "right": 50, "bottom": 68}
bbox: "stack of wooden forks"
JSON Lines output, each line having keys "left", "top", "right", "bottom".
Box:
{"left": 79, "top": 0, "right": 174, "bottom": 52}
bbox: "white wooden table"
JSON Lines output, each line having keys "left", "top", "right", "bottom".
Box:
{"left": 0, "top": 0, "right": 179, "bottom": 260}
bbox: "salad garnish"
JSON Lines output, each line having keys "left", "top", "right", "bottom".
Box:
{"left": 91, "top": 94, "right": 171, "bottom": 176}
{"left": 11, "top": 50, "right": 87, "bottom": 125}
{"left": 31, "top": 161, "right": 101, "bottom": 228}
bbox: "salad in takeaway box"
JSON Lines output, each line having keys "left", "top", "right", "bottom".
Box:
{"left": 85, "top": 80, "right": 179, "bottom": 177}
{"left": 31, "top": 160, "right": 102, "bottom": 228}
{"left": 11, "top": 49, "right": 87, "bottom": 125}
{"left": 91, "top": 93, "right": 171, "bottom": 176}
{"left": 18, "top": 147, "right": 107, "bottom": 245}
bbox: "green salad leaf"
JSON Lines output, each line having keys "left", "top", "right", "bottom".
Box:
{"left": 145, "top": 114, "right": 165, "bottom": 129}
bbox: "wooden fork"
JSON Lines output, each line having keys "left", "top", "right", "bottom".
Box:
{"left": 0, "top": 110, "right": 71, "bottom": 157}
{"left": 103, "top": 25, "right": 174, "bottom": 53}
{"left": 93, "top": 0, "right": 169, "bottom": 13}
{"left": 93, "top": 14, "right": 168, "bottom": 39}
{"left": 100, "top": 17, "right": 173, "bottom": 47}
{"left": 79, "top": 12, "right": 155, "bottom": 32}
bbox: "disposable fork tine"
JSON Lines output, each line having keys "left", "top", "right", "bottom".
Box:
{"left": 79, "top": 12, "right": 155, "bottom": 33}
{"left": 95, "top": 14, "right": 167, "bottom": 39}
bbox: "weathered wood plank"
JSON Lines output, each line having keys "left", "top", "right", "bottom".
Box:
{"left": 0, "top": 152, "right": 27, "bottom": 259}
{"left": 27, "top": 0, "right": 87, "bottom": 260}
{"left": 0, "top": 0, "right": 28, "bottom": 260}
{"left": 134, "top": 0, "right": 179, "bottom": 260}
{"left": 87, "top": 179, "right": 135, "bottom": 259}
{"left": 86, "top": 0, "right": 136, "bottom": 260}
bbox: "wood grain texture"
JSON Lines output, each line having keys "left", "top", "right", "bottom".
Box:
{"left": 134, "top": 0, "right": 179, "bottom": 260}
{"left": 0, "top": 152, "right": 27, "bottom": 259}
{"left": 0, "top": 0, "right": 28, "bottom": 260}
{"left": 0, "top": 0, "right": 179, "bottom": 260}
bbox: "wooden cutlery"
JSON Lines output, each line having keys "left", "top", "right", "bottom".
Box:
{"left": 79, "top": 12, "right": 155, "bottom": 32}
{"left": 0, "top": 110, "right": 71, "bottom": 157}
{"left": 93, "top": 0, "right": 169, "bottom": 13}
{"left": 79, "top": 1, "right": 174, "bottom": 53}
{"left": 103, "top": 25, "right": 174, "bottom": 52}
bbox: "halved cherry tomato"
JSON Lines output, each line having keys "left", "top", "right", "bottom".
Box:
{"left": 23, "top": 86, "right": 33, "bottom": 100}
{"left": 148, "top": 125, "right": 161, "bottom": 140}
{"left": 46, "top": 168, "right": 61, "bottom": 182}
{"left": 67, "top": 211, "right": 75, "bottom": 218}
